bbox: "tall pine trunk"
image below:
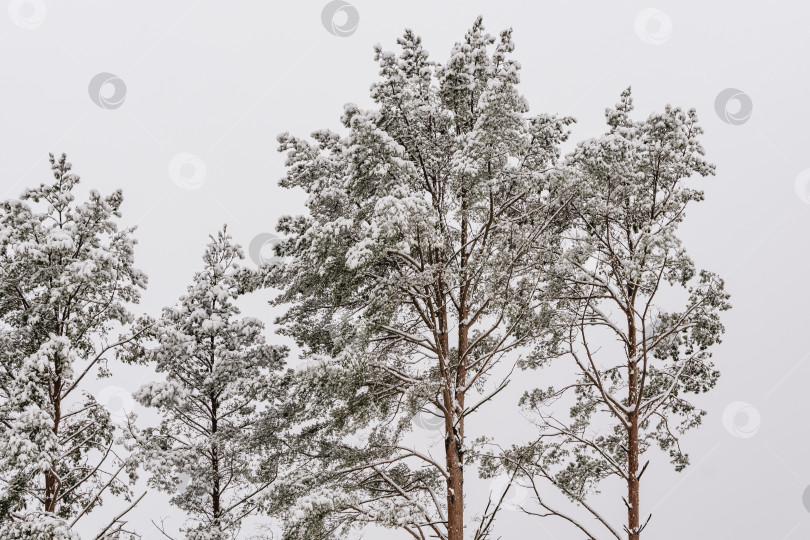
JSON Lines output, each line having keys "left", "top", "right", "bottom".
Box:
{"left": 212, "top": 404, "right": 221, "bottom": 529}
{"left": 626, "top": 304, "right": 640, "bottom": 540}
{"left": 446, "top": 322, "right": 469, "bottom": 540}
{"left": 210, "top": 337, "right": 221, "bottom": 530}
{"left": 445, "top": 434, "right": 464, "bottom": 540}
{"left": 627, "top": 414, "right": 640, "bottom": 540}
{"left": 437, "top": 263, "right": 469, "bottom": 540}
{"left": 44, "top": 352, "right": 63, "bottom": 514}
{"left": 444, "top": 198, "right": 470, "bottom": 540}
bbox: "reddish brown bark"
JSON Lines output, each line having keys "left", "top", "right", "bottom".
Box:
{"left": 626, "top": 296, "right": 640, "bottom": 540}
{"left": 627, "top": 413, "right": 640, "bottom": 540}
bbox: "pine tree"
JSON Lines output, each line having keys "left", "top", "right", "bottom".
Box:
{"left": 269, "top": 18, "right": 574, "bottom": 540}
{"left": 132, "top": 227, "right": 287, "bottom": 540}
{"left": 0, "top": 154, "right": 150, "bottom": 539}
{"left": 493, "top": 89, "right": 731, "bottom": 539}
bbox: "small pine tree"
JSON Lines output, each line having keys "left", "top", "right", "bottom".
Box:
{"left": 132, "top": 227, "right": 287, "bottom": 540}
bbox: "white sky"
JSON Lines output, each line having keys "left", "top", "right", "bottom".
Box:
{"left": 2, "top": 1, "right": 810, "bottom": 538}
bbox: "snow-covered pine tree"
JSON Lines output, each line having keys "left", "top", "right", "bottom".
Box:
{"left": 132, "top": 227, "right": 287, "bottom": 540}
{"left": 495, "top": 89, "right": 731, "bottom": 539}
{"left": 269, "top": 18, "right": 574, "bottom": 540}
{"left": 0, "top": 154, "right": 150, "bottom": 539}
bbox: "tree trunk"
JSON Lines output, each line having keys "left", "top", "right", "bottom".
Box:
{"left": 626, "top": 303, "right": 640, "bottom": 540}
{"left": 438, "top": 279, "right": 466, "bottom": 540}
{"left": 45, "top": 356, "right": 63, "bottom": 514}
{"left": 446, "top": 440, "right": 464, "bottom": 540}
{"left": 446, "top": 322, "right": 468, "bottom": 540}
{"left": 444, "top": 175, "right": 470, "bottom": 540}
{"left": 210, "top": 335, "right": 221, "bottom": 529}
{"left": 627, "top": 414, "right": 640, "bottom": 540}
{"left": 211, "top": 403, "right": 221, "bottom": 529}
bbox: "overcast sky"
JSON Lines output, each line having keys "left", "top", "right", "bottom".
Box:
{"left": 2, "top": 1, "right": 810, "bottom": 538}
